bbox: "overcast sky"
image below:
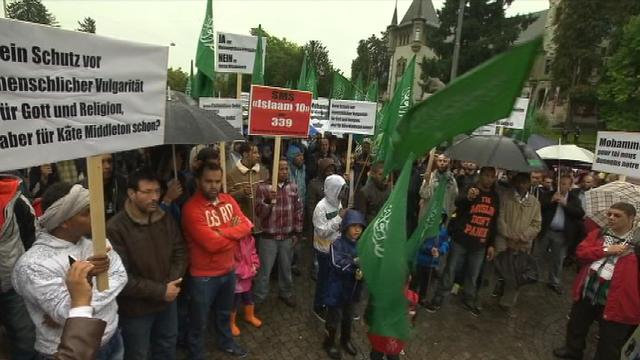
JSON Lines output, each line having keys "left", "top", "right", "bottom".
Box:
{"left": 3, "top": 0, "right": 549, "bottom": 75}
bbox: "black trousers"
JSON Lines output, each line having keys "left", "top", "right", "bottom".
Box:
{"left": 410, "top": 265, "right": 433, "bottom": 301}
{"left": 326, "top": 303, "right": 354, "bottom": 341}
{"left": 565, "top": 298, "right": 637, "bottom": 360}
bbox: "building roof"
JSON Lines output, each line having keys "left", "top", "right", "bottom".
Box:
{"left": 391, "top": 5, "right": 398, "bottom": 26}
{"left": 515, "top": 10, "right": 548, "bottom": 44}
{"left": 399, "top": 0, "right": 440, "bottom": 27}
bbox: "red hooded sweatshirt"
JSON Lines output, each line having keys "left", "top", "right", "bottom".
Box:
{"left": 182, "top": 192, "right": 252, "bottom": 277}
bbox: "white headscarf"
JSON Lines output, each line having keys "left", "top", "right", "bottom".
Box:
{"left": 39, "top": 184, "right": 90, "bottom": 232}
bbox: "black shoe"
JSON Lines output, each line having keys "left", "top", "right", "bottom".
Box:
{"left": 292, "top": 266, "right": 301, "bottom": 277}
{"left": 324, "top": 332, "right": 341, "bottom": 359}
{"left": 418, "top": 298, "right": 429, "bottom": 308}
{"left": 352, "top": 313, "right": 360, "bottom": 321}
{"left": 313, "top": 307, "right": 327, "bottom": 322}
{"left": 279, "top": 295, "right": 297, "bottom": 308}
{"left": 341, "top": 340, "right": 358, "bottom": 356}
{"left": 492, "top": 280, "right": 505, "bottom": 297}
{"left": 552, "top": 346, "right": 582, "bottom": 359}
{"left": 462, "top": 300, "right": 481, "bottom": 317}
{"left": 424, "top": 299, "right": 442, "bottom": 313}
{"left": 222, "top": 343, "right": 248, "bottom": 357}
{"left": 548, "top": 284, "right": 564, "bottom": 295}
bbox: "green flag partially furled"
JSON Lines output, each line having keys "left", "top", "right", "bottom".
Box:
{"left": 376, "top": 55, "right": 415, "bottom": 163}
{"left": 186, "top": 60, "right": 194, "bottom": 97}
{"left": 331, "top": 72, "right": 353, "bottom": 100}
{"left": 192, "top": 0, "right": 215, "bottom": 98}
{"left": 406, "top": 173, "right": 447, "bottom": 269}
{"left": 366, "top": 81, "right": 379, "bottom": 102}
{"left": 384, "top": 38, "right": 542, "bottom": 173}
{"left": 297, "top": 52, "right": 308, "bottom": 91}
{"left": 353, "top": 73, "right": 365, "bottom": 101}
{"left": 358, "top": 154, "right": 414, "bottom": 341}
{"left": 372, "top": 103, "right": 387, "bottom": 155}
{"left": 306, "top": 66, "right": 318, "bottom": 99}
{"left": 251, "top": 31, "right": 264, "bottom": 85}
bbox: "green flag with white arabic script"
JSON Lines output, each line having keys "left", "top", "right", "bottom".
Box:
{"left": 192, "top": 0, "right": 215, "bottom": 98}
{"left": 331, "top": 72, "right": 353, "bottom": 100}
{"left": 353, "top": 73, "right": 365, "bottom": 101}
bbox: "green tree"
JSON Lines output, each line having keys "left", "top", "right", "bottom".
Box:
{"left": 250, "top": 27, "right": 303, "bottom": 90}
{"left": 598, "top": 15, "right": 640, "bottom": 131}
{"left": 351, "top": 32, "right": 390, "bottom": 91}
{"left": 167, "top": 67, "right": 188, "bottom": 93}
{"left": 7, "top": 0, "right": 57, "bottom": 26}
{"left": 552, "top": 0, "right": 639, "bottom": 123}
{"left": 77, "top": 17, "right": 96, "bottom": 33}
{"left": 426, "top": 0, "right": 533, "bottom": 83}
{"left": 304, "top": 40, "right": 334, "bottom": 98}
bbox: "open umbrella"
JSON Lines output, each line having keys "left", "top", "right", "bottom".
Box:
{"left": 164, "top": 90, "right": 244, "bottom": 179}
{"left": 537, "top": 144, "right": 594, "bottom": 164}
{"left": 527, "top": 134, "right": 555, "bottom": 151}
{"left": 585, "top": 181, "right": 640, "bottom": 228}
{"left": 445, "top": 135, "right": 546, "bottom": 172}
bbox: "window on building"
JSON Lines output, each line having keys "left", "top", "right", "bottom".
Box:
{"left": 397, "top": 57, "right": 407, "bottom": 77}
{"left": 544, "top": 57, "right": 552, "bottom": 75}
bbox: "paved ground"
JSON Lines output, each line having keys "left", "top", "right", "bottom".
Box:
{"left": 1, "top": 242, "right": 597, "bottom": 360}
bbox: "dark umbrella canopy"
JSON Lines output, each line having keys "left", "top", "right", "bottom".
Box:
{"left": 527, "top": 134, "right": 555, "bottom": 151}
{"left": 445, "top": 135, "right": 546, "bottom": 172}
{"left": 164, "top": 91, "right": 244, "bottom": 144}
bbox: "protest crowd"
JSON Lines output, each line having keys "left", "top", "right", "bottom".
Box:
{"left": 0, "top": 134, "right": 638, "bottom": 360}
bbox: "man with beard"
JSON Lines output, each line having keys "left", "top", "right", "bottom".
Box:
{"left": 420, "top": 154, "right": 458, "bottom": 221}
{"left": 182, "top": 164, "right": 252, "bottom": 358}
{"left": 107, "top": 168, "right": 187, "bottom": 360}
{"left": 355, "top": 161, "right": 390, "bottom": 225}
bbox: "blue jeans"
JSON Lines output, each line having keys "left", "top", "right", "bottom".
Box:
{"left": 433, "top": 241, "right": 486, "bottom": 304}
{"left": 187, "top": 271, "right": 237, "bottom": 360}
{"left": 120, "top": 302, "right": 178, "bottom": 360}
{"left": 314, "top": 250, "right": 330, "bottom": 311}
{"left": 0, "top": 289, "right": 36, "bottom": 360}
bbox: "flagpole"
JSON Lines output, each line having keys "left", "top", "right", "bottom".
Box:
{"left": 346, "top": 133, "right": 354, "bottom": 207}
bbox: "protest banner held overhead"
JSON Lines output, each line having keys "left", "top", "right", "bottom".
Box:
{"left": 199, "top": 98, "right": 243, "bottom": 130}
{"left": 592, "top": 131, "right": 640, "bottom": 177}
{"left": 248, "top": 85, "right": 312, "bottom": 137}
{"left": 0, "top": 19, "right": 168, "bottom": 172}
{"left": 216, "top": 32, "right": 266, "bottom": 74}
{"left": 328, "top": 100, "right": 376, "bottom": 135}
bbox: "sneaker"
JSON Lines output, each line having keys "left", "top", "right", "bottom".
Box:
{"left": 462, "top": 300, "right": 481, "bottom": 317}
{"left": 313, "top": 307, "right": 327, "bottom": 322}
{"left": 424, "top": 299, "right": 442, "bottom": 313}
{"left": 451, "top": 283, "right": 461, "bottom": 295}
{"left": 353, "top": 313, "right": 361, "bottom": 321}
{"left": 222, "top": 343, "right": 248, "bottom": 357}
{"left": 279, "top": 295, "right": 297, "bottom": 308}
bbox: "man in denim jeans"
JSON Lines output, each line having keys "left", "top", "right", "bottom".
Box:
{"left": 181, "top": 164, "right": 253, "bottom": 358}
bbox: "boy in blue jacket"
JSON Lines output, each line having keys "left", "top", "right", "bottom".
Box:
{"left": 323, "top": 210, "right": 366, "bottom": 359}
{"left": 411, "top": 215, "right": 450, "bottom": 306}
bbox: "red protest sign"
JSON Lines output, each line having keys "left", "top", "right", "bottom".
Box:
{"left": 248, "top": 85, "right": 312, "bottom": 137}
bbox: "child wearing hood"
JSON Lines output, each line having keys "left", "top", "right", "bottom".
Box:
{"left": 322, "top": 209, "right": 366, "bottom": 359}
{"left": 411, "top": 214, "right": 450, "bottom": 306}
{"left": 312, "top": 174, "right": 348, "bottom": 321}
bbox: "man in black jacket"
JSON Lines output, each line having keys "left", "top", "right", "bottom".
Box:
{"left": 534, "top": 174, "right": 585, "bottom": 295}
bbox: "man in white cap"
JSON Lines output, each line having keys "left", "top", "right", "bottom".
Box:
{"left": 12, "top": 182, "right": 128, "bottom": 360}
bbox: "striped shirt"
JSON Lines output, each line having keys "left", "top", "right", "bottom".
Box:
{"left": 255, "top": 181, "right": 304, "bottom": 239}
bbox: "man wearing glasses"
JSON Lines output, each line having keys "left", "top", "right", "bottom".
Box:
{"left": 107, "top": 168, "right": 187, "bottom": 360}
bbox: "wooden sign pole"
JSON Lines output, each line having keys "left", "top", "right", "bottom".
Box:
{"left": 272, "top": 136, "right": 282, "bottom": 189}
{"left": 86, "top": 155, "right": 109, "bottom": 291}
{"left": 219, "top": 143, "right": 227, "bottom": 193}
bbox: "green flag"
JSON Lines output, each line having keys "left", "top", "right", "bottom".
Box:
{"left": 192, "top": 0, "right": 215, "bottom": 98}
{"left": 376, "top": 55, "right": 416, "bottom": 163}
{"left": 331, "top": 72, "right": 353, "bottom": 100}
{"left": 372, "top": 103, "right": 386, "bottom": 155}
{"left": 186, "top": 60, "right": 194, "bottom": 97}
{"left": 284, "top": 79, "right": 292, "bottom": 89}
{"left": 357, "top": 154, "right": 414, "bottom": 341}
{"left": 353, "top": 73, "right": 365, "bottom": 101}
{"left": 297, "top": 52, "right": 308, "bottom": 91}
{"left": 305, "top": 66, "right": 318, "bottom": 99}
{"left": 384, "top": 38, "right": 542, "bottom": 173}
{"left": 366, "top": 80, "right": 379, "bottom": 102}
{"left": 406, "top": 173, "right": 447, "bottom": 268}
{"left": 252, "top": 31, "right": 264, "bottom": 85}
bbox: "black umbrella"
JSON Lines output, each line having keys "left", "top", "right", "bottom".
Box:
{"left": 445, "top": 135, "right": 546, "bottom": 172}
{"left": 164, "top": 91, "right": 244, "bottom": 145}
{"left": 164, "top": 90, "right": 244, "bottom": 179}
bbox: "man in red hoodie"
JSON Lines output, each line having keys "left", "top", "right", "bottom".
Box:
{"left": 181, "top": 163, "right": 252, "bottom": 359}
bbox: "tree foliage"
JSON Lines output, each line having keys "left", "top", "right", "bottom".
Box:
{"left": 351, "top": 32, "right": 390, "bottom": 92}
{"left": 426, "top": 0, "right": 533, "bottom": 83}
{"left": 598, "top": 15, "right": 640, "bottom": 131}
{"left": 167, "top": 67, "right": 188, "bottom": 93}
{"left": 304, "top": 40, "right": 334, "bottom": 97}
{"left": 250, "top": 27, "right": 304, "bottom": 90}
{"left": 7, "top": 0, "right": 57, "bottom": 26}
{"left": 77, "top": 17, "right": 96, "bottom": 33}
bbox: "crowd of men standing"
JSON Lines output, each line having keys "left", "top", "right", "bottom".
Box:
{"left": 0, "top": 135, "right": 638, "bottom": 360}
